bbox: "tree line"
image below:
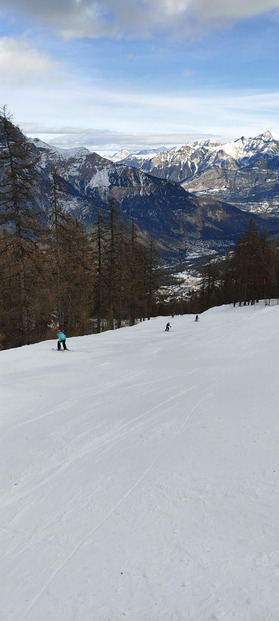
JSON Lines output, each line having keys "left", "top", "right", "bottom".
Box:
{"left": 156, "top": 220, "right": 279, "bottom": 318}
{"left": 0, "top": 109, "right": 159, "bottom": 350}
{"left": 197, "top": 219, "right": 279, "bottom": 311}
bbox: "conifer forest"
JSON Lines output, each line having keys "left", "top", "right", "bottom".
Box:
{"left": 0, "top": 109, "right": 159, "bottom": 349}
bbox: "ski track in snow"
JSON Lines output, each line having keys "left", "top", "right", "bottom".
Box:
{"left": 2, "top": 380, "right": 201, "bottom": 511}
{"left": 2, "top": 304, "right": 279, "bottom": 620}
{"left": 25, "top": 389, "right": 211, "bottom": 617}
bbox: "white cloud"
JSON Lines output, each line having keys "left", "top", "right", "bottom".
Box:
{"left": 15, "top": 87, "right": 279, "bottom": 153}
{"left": 1, "top": 0, "right": 279, "bottom": 38}
{"left": 0, "top": 37, "right": 62, "bottom": 86}
{"left": 21, "top": 124, "right": 225, "bottom": 152}
{"left": 200, "top": 0, "right": 279, "bottom": 19}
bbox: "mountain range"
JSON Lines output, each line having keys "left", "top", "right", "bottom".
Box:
{"left": 28, "top": 134, "right": 279, "bottom": 262}
{"left": 3, "top": 119, "right": 279, "bottom": 264}
{"left": 108, "top": 131, "right": 279, "bottom": 215}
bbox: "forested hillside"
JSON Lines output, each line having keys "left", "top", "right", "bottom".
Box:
{"left": 0, "top": 109, "right": 158, "bottom": 349}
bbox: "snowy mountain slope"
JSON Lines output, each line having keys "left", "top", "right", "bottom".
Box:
{"left": 108, "top": 132, "right": 279, "bottom": 214}
{"left": 1, "top": 303, "right": 279, "bottom": 620}
{"left": 109, "top": 131, "right": 279, "bottom": 170}
{"left": 32, "top": 138, "right": 90, "bottom": 163}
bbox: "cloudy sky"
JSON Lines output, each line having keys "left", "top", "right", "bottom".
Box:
{"left": 0, "top": 0, "right": 279, "bottom": 154}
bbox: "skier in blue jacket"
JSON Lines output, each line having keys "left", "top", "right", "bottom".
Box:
{"left": 56, "top": 329, "right": 67, "bottom": 350}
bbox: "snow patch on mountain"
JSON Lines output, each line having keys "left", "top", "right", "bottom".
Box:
{"left": 86, "top": 166, "right": 111, "bottom": 190}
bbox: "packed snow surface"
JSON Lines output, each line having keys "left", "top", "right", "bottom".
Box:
{"left": 1, "top": 303, "right": 279, "bottom": 620}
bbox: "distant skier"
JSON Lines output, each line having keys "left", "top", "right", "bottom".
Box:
{"left": 171, "top": 311, "right": 175, "bottom": 318}
{"left": 56, "top": 329, "right": 67, "bottom": 350}
{"left": 195, "top": 315, "right": 199, "bottom": 322}
{"left": 165, "top": 322, "right": 171, "bottom": 332}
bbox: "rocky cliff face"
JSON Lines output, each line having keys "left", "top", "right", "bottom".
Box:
{"left": 108, "top": 132, "right": 279, "bottom": 214}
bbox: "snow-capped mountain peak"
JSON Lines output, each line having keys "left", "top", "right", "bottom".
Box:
{"left": 31, "top": 138, "right": 90, "bottom": 161}
{"left": 105, "top": 131, "right": 279, "bottom": 214}
{"left": 109, "top": 131, "right": 278, "bottom": 166}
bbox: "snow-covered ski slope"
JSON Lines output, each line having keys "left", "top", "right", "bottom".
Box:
{"left": 1, "top": 303, "right": 279, "bottom": 621}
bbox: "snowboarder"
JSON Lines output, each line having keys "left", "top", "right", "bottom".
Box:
{"left": 165, "top": 322, "right": 171, "bottom": 331}
{"left": 56, "top": 329, "right": 67, "bottom": 350}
